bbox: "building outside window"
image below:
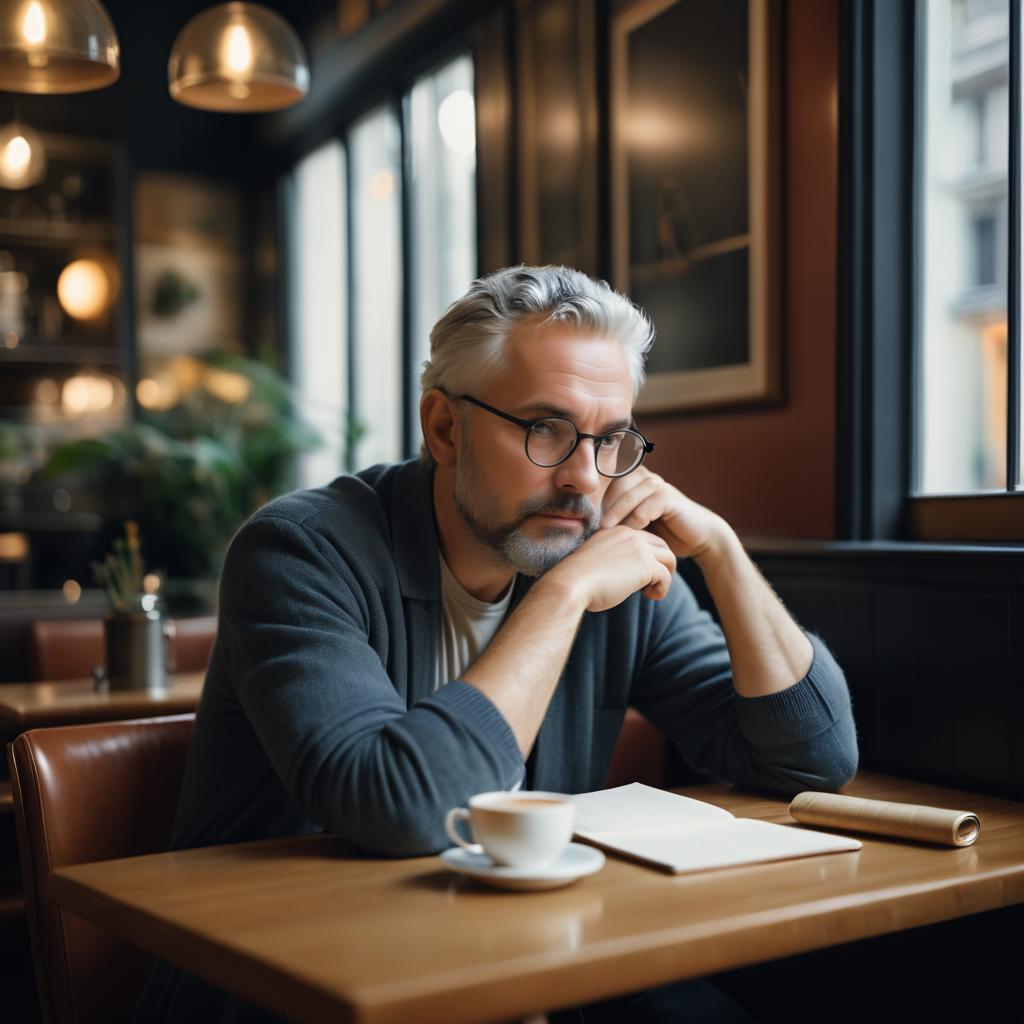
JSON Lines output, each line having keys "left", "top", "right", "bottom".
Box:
{"left": 919, "top": 0, "right": 1010, "bottom": 494}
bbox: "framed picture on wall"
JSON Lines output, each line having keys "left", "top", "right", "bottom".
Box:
{"left": 611, "top": 0, "right": 782, "bottom": 413}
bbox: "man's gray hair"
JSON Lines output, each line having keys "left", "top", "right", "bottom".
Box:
{"left": 419, "top": 265, "right": 655, "bottom": 401}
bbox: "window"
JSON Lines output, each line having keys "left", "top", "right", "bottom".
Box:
{"left": 290, "top": 141, "right": 348, "bottom": 490}
{"left": 838, "top": 0, "right": 1021, "bottom": 540}
{"left": 287, "top": 51, "right": 478, "bottom": 477}
{"left": 350, "top": 106, "right": 404, "bottom": 470}
{"left": 408, "top": 54, "right": 477, "bottom": 453}
{"left": 918, "top": 0, "right": 1011, "bottom": 495}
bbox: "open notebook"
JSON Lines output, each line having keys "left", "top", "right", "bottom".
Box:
{"left": 571, "top": 782, "right": 861, "bottom": 874}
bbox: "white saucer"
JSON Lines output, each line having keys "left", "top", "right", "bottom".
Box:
{"left": 439, "top": 842, "right": 605, "bottom": 891}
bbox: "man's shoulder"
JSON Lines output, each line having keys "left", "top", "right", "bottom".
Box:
{"left": 250, "top": 461, "right": 405, "bottom": 528}
{"left": 235, "top": 459, "right": 432, "bottom": 571}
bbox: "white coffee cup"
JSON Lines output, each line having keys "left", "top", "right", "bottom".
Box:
{"left": 444, "top": 791, "right": 575, "bottom": 869}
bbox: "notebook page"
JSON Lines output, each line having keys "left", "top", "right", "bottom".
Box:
{"left": 571, "top": 782, "right": 734, "bottom": 836}
{"left": 584, "top": 817, "right": 862, "bottom": 874}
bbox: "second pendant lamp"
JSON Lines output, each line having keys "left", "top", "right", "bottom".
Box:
{"left": 168, "top": 2, "right": 309, "bottom": 113}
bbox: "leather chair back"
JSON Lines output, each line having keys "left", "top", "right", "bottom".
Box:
{"left": 603, "top": 708, "right": 666, "bottom": 789}
{"left": 8, "top": 715, "right": 195, "bottom": 1023}
{"left": 28, "top": 620, "right": 104, "bottom": 682}
{"left": 29, "top": 616, "right": 217, "bottom": 680}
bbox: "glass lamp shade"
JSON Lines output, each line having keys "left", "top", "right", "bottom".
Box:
{"left": 0, "top": 0, "right": 119, "bottom": 94}
{"left": 168, "top": 3, "right": 309, "bottom": 113}
{"left": 0, "top": 121, "right": 47, "bottom": 190}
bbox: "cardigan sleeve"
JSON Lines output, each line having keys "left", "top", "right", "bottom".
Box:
{"left": 217, "top": 512, "right": 524, "bottom": 856}
{"left": 628, "top": 572, "right": 859, "bottom": 795}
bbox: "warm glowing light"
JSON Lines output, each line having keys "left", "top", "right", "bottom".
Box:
{"left": 0, "top": 532, "right": 29, "bottom": 560}
{"left": 22, "top": 2, "right": 46, "bottom": 45}
{"left": 204, "top": 368, "right": 251, "bottom": 404}
{"left": 170, "top": 355, "right": 204, "bottom": 393}
{"left": 0, "top": 122, "right": 45, "bottom": 189}
{"left": 137, "top": 377, "right": 174, "bottom": 410}
{"left": 143, "top": 573, "right": 161, "bottom": 594}
{"left": 369, "top": 169, "right": 394, "bottom": 199}
{"left": 3, "top": 135, "right": 30, "bottom": 176}
{"left": 57, "top": 259, "right": 110, "bottom": 320}
{"left": 169, "top": 5, "right": 307, "bottom": 112}
{"left": 36, "top": 378, "right": 59, "bottom": 403}
{"left": 62, "top": 579, "right": 82, "bottom": 602}
{"left": 438, "top": 90, "right": 475, "bottom": 155}
{"left": 224, "top": 23, "right": 254, "bottom": 73}
{"left": 62, "top": 374, "right": 115, "bottom": 416}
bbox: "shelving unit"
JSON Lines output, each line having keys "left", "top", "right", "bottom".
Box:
{"left": 0, "top": 132, "right": 130, "bottom": 590}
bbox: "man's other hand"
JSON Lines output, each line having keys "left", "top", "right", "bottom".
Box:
{"left": 599, "top": 466, "right": 727, "bottom": 562}
{"left": 543, "top": 526, "right": 677, "bottom": 613}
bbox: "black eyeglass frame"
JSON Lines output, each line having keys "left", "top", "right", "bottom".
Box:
{"left": 457, "top": 394, "right": 655, "bottom": 477}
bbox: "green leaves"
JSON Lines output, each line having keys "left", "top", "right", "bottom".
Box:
{"left": 43, "top": 354, "right": 333, "bottom": 585}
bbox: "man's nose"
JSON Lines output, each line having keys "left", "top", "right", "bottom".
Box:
{"left": 552, "top": 437, "right": 601, "bottom": 493}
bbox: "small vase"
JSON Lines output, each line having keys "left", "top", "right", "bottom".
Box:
{"left": 103, "top": 601, "right": 176, "bottom": 691}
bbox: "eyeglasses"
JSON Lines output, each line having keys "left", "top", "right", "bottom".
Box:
{"left": 458, "top": 395, "right": 655, "bottom": 478}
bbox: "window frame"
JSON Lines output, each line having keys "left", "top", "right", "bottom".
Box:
{"left": 838, "top": 0, "right": 1024, "bottom": 542}
{"left": 281, "top": 28, "right": 481, "bottom": 471}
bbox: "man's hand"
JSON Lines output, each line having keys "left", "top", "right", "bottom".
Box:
{"left": 599, "top": 465, "right": 727, "bottom": 562}
{"left": 543, "top": 526, "right": 677, "bottom": 613}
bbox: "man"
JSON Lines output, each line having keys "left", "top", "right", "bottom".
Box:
{"left": 137, "top": 266, "right": 857, "bottom": 1022}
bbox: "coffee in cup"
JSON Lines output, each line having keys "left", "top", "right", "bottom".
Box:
{"left": 444, "top": 791, "right": 575, "bottom": 869}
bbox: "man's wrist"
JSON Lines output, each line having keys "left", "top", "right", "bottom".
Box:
{"left": 692, "top": 516, "right": 742, "bottom": 575}
{"left": 530, "top": 567, "right": 589, "bottom": 616}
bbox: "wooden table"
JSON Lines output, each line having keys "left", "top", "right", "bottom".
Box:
{"left": 50, "top": 772, "right": 1024, "bottom": 1024}
{"left": 0, "top": 672, "right": 204, "bottom": 742}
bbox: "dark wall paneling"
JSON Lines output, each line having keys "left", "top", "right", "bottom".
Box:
{"left": 871, "top": 585, "right": 917, "bottom": 779}
{"left": 749, "top": 544, "right": 1024, "bottom": 799}
{"left": 474, "top": 2, "right": 517, "bottom": 275}
{"left": 906, "top": 589, "right": 951, "bottom": 782}
{"left": 516, "top": 0, "right": 599, "bottom": 274}
{"left": 1013, "top": 594, "right": 1024, "bottom": 798}
{"left": 835, "top": 581, "right": 879, "bottom": 768}
{"left": 949, "top": 593, "right": 1014, "bottom": 794}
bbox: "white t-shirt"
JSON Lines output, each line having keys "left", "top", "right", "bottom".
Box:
{"left": 436, "top": 556, "right": 524, "bottom": 791}
{"left": 435, "top": 554, "right": 514, "bottom": 692}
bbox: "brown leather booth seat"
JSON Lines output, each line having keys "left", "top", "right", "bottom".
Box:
{"left": 9, "top": 715, "right": 195, "bottom": 1024}
{"left": 29, "top": 615, "right": 217, "bottom": 681}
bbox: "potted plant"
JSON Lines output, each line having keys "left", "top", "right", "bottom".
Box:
{"left": 45, "top": 352, "right": 344, "bottom": 613}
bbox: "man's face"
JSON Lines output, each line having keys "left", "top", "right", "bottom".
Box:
{"left": 452, "top": 321, "right": 634, "bottom": 577}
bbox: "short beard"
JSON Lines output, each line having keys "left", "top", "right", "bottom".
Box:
{"left": 453, "top": 439, "right": 600, "bottom": 577}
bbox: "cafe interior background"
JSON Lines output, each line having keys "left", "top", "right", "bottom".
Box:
{"left": 0, "top": 0, "right": 1020, "bottom": 1019}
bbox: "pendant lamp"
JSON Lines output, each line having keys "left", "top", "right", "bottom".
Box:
{"left": 0, "top": 0, "right": 119, "bottom": 94}
{"left": 0, "top": 120, "right": 47, "bottom": 189}
{"left": 168, "top": 3, "right": 309, "bottom": 113}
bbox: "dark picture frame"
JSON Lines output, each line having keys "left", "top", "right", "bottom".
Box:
{"left": 611, "top": 0, "right": 782, "bottom": 412}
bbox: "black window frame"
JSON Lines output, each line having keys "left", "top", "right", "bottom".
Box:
{"left": 838, "top": 0, "right": 1024, "bottom": 542}
{"left": 279, "top": 22, "right": 484, "bottom": 472}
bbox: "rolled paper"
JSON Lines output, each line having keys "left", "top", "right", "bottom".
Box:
{"left": 788, "top": 791, "right": 981, "bottom": 848}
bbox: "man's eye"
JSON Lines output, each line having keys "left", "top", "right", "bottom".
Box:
{"left": 600, "top": 435, "right": 622, "bottom": 448}
{"left": 532, "top": 422, "right": 557, "bottom": 436}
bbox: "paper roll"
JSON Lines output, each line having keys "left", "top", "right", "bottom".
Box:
{"left": 788, "top": 791, "right": 981, "bottom": 847}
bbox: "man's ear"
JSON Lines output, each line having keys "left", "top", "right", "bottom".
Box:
{"left": 420, "top": 390, "right": 459, "bottom": 466}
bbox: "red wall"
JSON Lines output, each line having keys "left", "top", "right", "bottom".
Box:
{"left": 638, "top": 0, "right": 838, "bottom": 539}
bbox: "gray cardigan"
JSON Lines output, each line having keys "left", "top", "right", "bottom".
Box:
{"left": 137, "top": 457, "right": 858, "bottom": 1023}
{"left": 168, "top": 456, "right": 858, "bottom": 858}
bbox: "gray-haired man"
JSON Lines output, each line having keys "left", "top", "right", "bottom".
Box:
{"left": 136, "top": 266, "right": 857, "bottom": 1023}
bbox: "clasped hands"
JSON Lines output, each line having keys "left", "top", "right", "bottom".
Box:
{"left": 546, "top": 467, "right": 731, "bottom": 613}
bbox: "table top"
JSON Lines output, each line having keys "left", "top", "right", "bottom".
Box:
{"left": 52, "top": 771, "right": 1024, "bottom": 1024}
{"left": 0, "top": 672, "right": 204, "bottom": 740}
